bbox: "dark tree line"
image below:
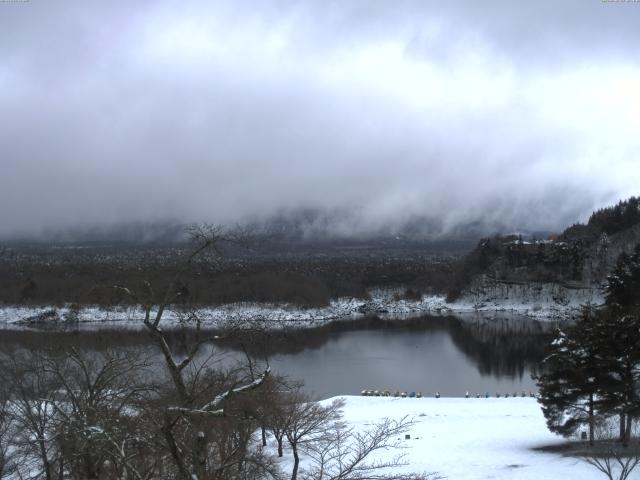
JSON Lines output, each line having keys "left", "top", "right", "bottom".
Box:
{"left": 561, "top": 197, "right": 640, "bottom": 242}
{"left": 587, "top": 197, "right": 640, "bottom": 237}
{"left": 0, "top": 241, "right": 455, "bottom": 308}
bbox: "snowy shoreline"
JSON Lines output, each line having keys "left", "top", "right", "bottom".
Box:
{"left": 305, "top": 396, "right": 602, "bottom": 480}
{"left": 0, "top": 286, "right": 595, "bottom": 330}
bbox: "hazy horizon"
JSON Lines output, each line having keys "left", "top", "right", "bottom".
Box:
{"left": 2, "top": 1, "right": 639, "bottom": 238}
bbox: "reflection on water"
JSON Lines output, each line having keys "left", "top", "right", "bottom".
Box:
{"left": 223, "top": 315, "right": 556, "bottom": 398}
{"left": 0, "top": 315, "right": 557, "bottom": 399}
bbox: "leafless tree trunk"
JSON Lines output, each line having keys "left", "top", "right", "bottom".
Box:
{"left": 280, "top": 392, "right": 344, "bottom": 480}
{"left": 114, "top": 224, "right": 271, "bottom": 480}
{"left": 588, "top": 394, "right": 595, "bottom": 446}
{"left": 262, "top": 426, "right": 268, "bottom": 447}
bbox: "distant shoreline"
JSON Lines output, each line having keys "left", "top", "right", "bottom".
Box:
{"left": 0, "top": 286, "right": 594, "bottom": 331}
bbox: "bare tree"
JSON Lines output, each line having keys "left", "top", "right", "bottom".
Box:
{"left": 44, "top": 349, "right": 157, "bottom": 480}
{"left": 0, "top": 347, "right": 158, "bottom": 480}
{"left": 114, "top": 224, "right": 272, "bottom": 480}
{"left": 251, "top": 374, "right": 302, "bottom": 459}
{"left": 301, "top": 416, "right": 442, "bottom": 480}
{"left": 0, "top": 350, "right": 62, "bottom": 480}
{"left": 580, "top": 423, "right": 640, "bottom": 480}
{"left": 281, "top": 392, "right": 345, "bottom": 480}
{"left": 0, "top": 398, "right": 18, "bottom": 479}
{"left": 582, "top": 448, "right": 640, "bottom": 480}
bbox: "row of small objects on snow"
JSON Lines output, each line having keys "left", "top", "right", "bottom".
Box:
{"left": 465, "top": 390, "right": 537, "bottom": 398}
{"left": 360, "top": 389, "right": 538, "bottom": 398}
{"left": 361, "top": 390, "right": 423, "bottom": 398}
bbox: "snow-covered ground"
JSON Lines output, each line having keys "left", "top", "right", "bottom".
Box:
{"left": 283, "top": 396, "right": 603, "bottom": 480}
{"left": 0, "top": 286, "right": 595, "bottom": 329}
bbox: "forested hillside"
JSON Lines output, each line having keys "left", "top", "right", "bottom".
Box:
{"left": 448, "top": 197, "right": 640, "bottom": 301}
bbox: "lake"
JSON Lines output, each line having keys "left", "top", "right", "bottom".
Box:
{"left": 0, "top": 314, "right": 556, "bottom": 399}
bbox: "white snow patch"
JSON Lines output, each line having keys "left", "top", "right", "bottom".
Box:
{"left": 279, "top": 396, "right": 603, "bottom": 480}
{"left": 0, "top": 284, "right": 600, "bottom": 329}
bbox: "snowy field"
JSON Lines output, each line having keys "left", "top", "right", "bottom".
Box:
{"left": 290, "top": 396, "right": 604, "bottom": 480}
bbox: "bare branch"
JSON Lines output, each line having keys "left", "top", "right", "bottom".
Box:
{"left": 168, "top": 366, "right": 271, "bottom": 418}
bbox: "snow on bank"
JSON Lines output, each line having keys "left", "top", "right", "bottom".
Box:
{"left": 0, "top": 299, "right": 363, "bottom": 329}
{"left": 0, "top": 286, "right": 596, "bottom": 329}
{"left": 301, "top": 396, "right": 601, "bottom": 480}
{"left": 455, "top": 279, "right": 604, "bottom": 321}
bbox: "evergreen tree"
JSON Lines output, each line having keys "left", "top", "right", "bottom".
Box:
{"left": 538, "top": 246, "right": 640, "bottom": 445}
{"left": 595, "top": 245, "right": 640, "bottom": 444}
{"left": 536, "top": 314, "right": 603, "bottom": 445}
{"left": 588, "top": 197, "right": 640, "bottom": 236}
{"left": 605, "top": 244, "right": 640, "bottom": 313}
{"left": 589, "top": 310, "right": 640, "bottom": 445}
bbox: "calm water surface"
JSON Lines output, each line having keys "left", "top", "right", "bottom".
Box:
{"left": 263, "top": 316, "right": 553, "bottom": 398}
{"left": 0, "top": 315, "right": 556, "bottom": 399}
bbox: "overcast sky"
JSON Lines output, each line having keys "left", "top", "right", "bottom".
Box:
{"left": 1, "top": 0, "right": 639, "bottom": 237}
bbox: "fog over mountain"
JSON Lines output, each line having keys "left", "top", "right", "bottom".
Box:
{"left": 1, "top": 1, "right": 639, "bottom": 239}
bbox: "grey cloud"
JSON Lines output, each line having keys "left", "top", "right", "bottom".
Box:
{"left": 0, "top": 0, "right": 639, "bottom": 238}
